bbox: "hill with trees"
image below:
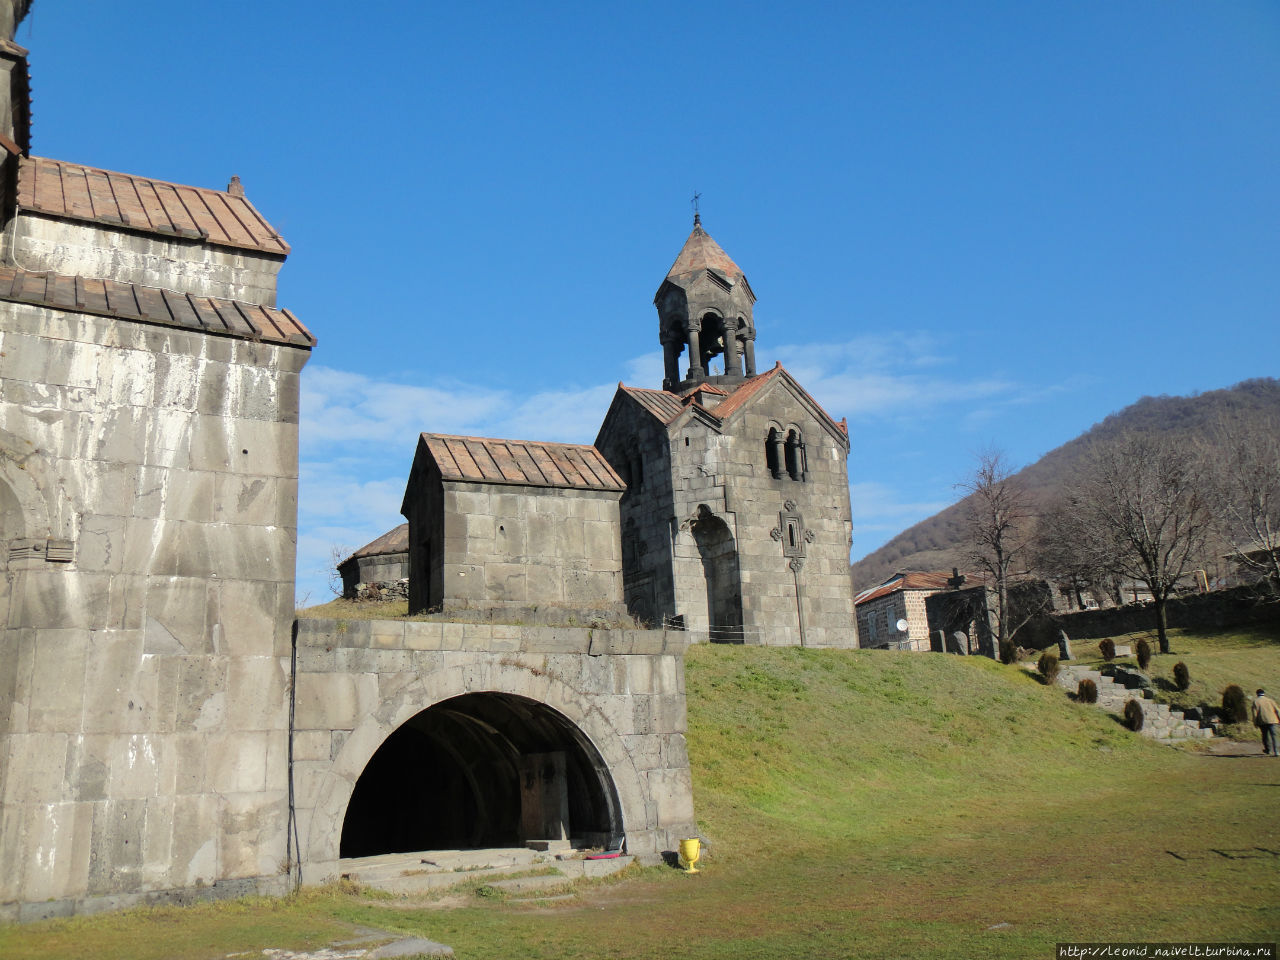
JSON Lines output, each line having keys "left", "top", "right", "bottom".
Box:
{"left": 850, "top": 377, "right": 1280, "bottom": 591}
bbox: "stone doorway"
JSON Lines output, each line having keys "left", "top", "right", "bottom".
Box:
{"left": 338, "top": 693, "right": 623, "bottom": 859}
{"left": 691, "top": 507, "right": 743, "bottom": 642}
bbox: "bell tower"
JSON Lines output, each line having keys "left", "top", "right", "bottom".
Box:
{"left": 655, "top": 215, "right": 757, "bottom": 392}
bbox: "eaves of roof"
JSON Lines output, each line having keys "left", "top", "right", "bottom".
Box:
{"left": 420, "top": 433, "right": 624, "bottom": 492}
{"left": 17, "top": 156, "right": 290, "bottom": 256}
{"left": 0, "top": 264, "right": 315, "bottom": 347}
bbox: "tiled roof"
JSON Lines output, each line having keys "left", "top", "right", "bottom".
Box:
{"left": 618, "top": 364, "right": 847, "bottom": 440}
{"left": 422, "top": 433, "right": 624, "bottom": 492}
{"left": 664, "top": 221, "right": 745, "bottom": 285}
{"left": 342, "top": 524, "right": 409, "bottom": 566}
{"left": 855, "top": 571, "right": 967, "bottom": 606}
{"left": 0, "top": 265, "right": 315, "bottom": 347}
{"left": 620, "top": 386, "right": 686, "bottom": 424}
{"left": 705, "top": 366, "right": 779, "bottom": 420}
{"left": 17, "top": 157, "right": 290, "bottom": 256}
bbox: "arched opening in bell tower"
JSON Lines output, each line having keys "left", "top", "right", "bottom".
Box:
{"left": 339, "top": 693, "right": 623, "bottom": 859}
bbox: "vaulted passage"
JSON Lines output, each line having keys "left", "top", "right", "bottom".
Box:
{"left": 339, "top": 693, "right": 623, "bottom": 859}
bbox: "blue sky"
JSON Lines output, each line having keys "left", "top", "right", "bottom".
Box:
{"left": 21, "top": 1, "right": 1280, "bottom": 603}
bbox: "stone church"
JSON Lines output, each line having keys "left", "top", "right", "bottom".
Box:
{"left": 595, "top": 216, "right": 857, "bottom": 647}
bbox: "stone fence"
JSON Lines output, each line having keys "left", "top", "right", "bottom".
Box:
{"left": 1045, "top": 584, "right": 1279, "bottom": 643}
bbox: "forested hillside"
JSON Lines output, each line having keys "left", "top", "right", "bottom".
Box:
{"left": 849, "top": 378, "right": 1280, "bottom": 591}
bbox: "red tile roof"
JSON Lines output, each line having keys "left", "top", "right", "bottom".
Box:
{"left": 620, "top": 386, "right": 686, "bottom": 424}
{"left": 619, "top": 364, "right": 847, "bottom": 438}
{"left": 17, "top": 157, "right": 290, "bottom": 256}
{"left": 0, "top": 265, "right": 315, "bottom": 347}
{"left": 421, "top": 434, "right": 624, "bottom": 492}
{"left": 855, "top": 571, "right": 969, "bottom": 606}
{"left": 663, "top": 221, "right": 746, "bottom": 286}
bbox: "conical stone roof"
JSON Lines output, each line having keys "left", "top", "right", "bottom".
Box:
{"left": 663, "top": 218, "right": 745, "bottom": 286}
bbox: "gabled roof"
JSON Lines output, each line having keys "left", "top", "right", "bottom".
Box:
{"left": 854, "top": 571, "right": 968, "bottom": 606}
{"left": 0, "top": 264, "right": 315, "bottom": 347}
{"left": 339, "top": 523, "right": 410, "bottom": 569}
{"left": 618, "top": 385, "right": 685, "bottom": 424}
{"left": 17, "top": 156, "right": 290, "bottom": 256}
{"left": 610, "top": 363, "right": 848, "bottom": 445}
{"left": 418, "top": 433, "right": 624, "bottom": 492}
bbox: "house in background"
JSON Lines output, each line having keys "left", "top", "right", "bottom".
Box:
{"left": 854, "top": 571, "right": 961, "bottom": 650}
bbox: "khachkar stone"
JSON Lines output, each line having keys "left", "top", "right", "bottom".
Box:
{"left": 596, "top": 216, "right": 858, "bottom": 648}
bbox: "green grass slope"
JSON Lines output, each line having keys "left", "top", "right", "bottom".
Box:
{"left": 3, "top": 641, "right": 1278, "bottom": 959}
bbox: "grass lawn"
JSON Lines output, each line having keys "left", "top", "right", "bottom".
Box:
{"left": 3, "top": 631, "right": 1278, "bottom": 959}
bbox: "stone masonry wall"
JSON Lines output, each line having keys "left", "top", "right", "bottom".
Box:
{"left": 717, "top": 381, "right": 856, "bottom": 647}
{"left": 0, "top": 301, "right": 307, "bottom": 921}
{"left": 596, "top": 400, "right": 678, "bottom": 627}
{"left": 6, "top": 213, "right": 285, "bottom": 307}
{"left": 292, "top": 617, "right": 697, "bottom": 880}
{"left": 438, "top": 482, "right": 624, "bottom": 612}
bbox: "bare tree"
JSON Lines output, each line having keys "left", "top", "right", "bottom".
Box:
{"left": 1205, "top": 412, "right": 1280, "bottom": 587}
{"left": 961, "top": 450, "right": 1037, "bottom": 657}
{"left": 1034, "top": 501, "right": 1122, "bottom": 609}
{"left": 1057, "top": 432, "right": 1214, "bottom": 653}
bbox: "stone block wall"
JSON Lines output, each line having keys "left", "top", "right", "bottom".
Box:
{"left": 596, "top": 401, "right": 678, "bottom": 627}
{"left": 857, "top": 590, "right": 933, "bottom": 650}
{"left": 0, "top": 302, "right": 307, "bottom": 920}
{"left": 291, "top": 617, "right": 697, "bottom": 880}
{"left": 424, "top": 481, "right": 624, "bottom": 613}
{"left": 716, "top": 383, "right": 856, "bottom": 648}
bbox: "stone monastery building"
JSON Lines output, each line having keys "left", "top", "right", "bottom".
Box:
{"left": 0, "top": 0, "right": 855, "bottom": 922}
{"left": 594, "top": 215, "right": 857, "bottom": 646}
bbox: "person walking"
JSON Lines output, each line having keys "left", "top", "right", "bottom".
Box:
{"left": 1252, "top": 688, "right": 1280, "bottom": 756}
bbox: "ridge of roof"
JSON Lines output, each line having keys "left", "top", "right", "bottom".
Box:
{"left": 17, "top": 156, "right": 290, "bottom": 256}
{"left": 0, "top": 264, "right": 315, "bottom": 347}
{"left": 617, "top": 364, "right": 847, "bottom": 441}
{"left": 854, "top": 571, "right": 976, "bottom": 606}
{"left": 419, "top": 433, "right": 624, "bottom": 492}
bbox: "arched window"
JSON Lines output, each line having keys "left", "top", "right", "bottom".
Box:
{"left": 784, "top": 430, "right": 806, "bottom": 482}
{"left": 765, "top": 427, "right": 783, "bottom": 479}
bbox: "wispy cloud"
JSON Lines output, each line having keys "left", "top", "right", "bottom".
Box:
{"left": 293, "top": 335, "right": 1081, "bottom": 601}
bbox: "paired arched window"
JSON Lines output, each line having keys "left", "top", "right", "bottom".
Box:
{"left": 764, "top": 426, "right": 806, "bottom": 482}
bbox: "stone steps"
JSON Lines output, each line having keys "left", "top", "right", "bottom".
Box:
{"left": 1055, "top": 665, "right": 1215, "bottom": 743}
{"left": 338, "top": 847, "right": 633, "bottom": 898}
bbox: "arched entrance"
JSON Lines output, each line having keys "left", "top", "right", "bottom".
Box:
{"left": 339, "top": 693, "right": 623, "bottom": 858}
{"left": 691, "top": 506, "right": 743, "bottom": 642}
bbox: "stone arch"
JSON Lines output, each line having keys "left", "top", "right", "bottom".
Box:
{"left": 784, "top": 424, "right": 807, "bottom": 482}
{"left": 764, "top": 421, "right": 784, "bottom": 479}
{"left": 690, "top": 505, "right": 743, "bottom": 642}
{"left": 302, "top": 660, "right": 652, "bottom": 867}
{"left": 697, "top": 310, "right": 724, "bottom": 372}
{"left": 338, "top": 692, "right": 623, "bottom": 858}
